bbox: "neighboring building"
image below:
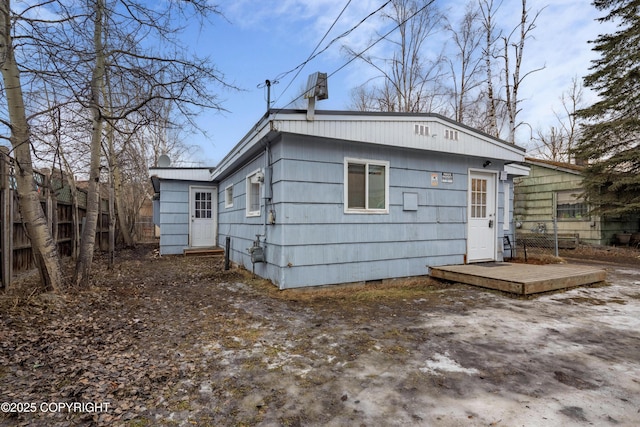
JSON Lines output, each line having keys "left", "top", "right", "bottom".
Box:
{"left": 151, "top": 109, "right": 528, "bottom": 289}
{"left": 513, "top": 157, "right": 639, "bottom": 245}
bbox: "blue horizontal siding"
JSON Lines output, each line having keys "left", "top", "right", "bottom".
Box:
{"left": 281, "top": 240, "right": 466, "bottom": 267}
{"left": 279, "top": 254, "right": 463, "bottom": 288}
{"left": 158, "top": 180, "right": 215, "bottom": 255}
{"left": 278, "top": 222, "right": 465, "bottom": 245}
{"left": 215, "top": 134, "right": 509, "bottom": 289}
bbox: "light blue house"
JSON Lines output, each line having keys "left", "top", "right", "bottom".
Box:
{"left": 151, "top": 109, "right": 528, "bottom": 289}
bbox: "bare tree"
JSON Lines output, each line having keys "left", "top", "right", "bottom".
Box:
{"left": 444, "top": 1, "right": 485, "bottom": 124}
{"left": 75, "top": 0, "right": 108, "bottom": 285}
{"left": 477, "top": 0, "right": 543, "bottom": 143}
{"left": 347, "top": 0, "right": 444, "bottom": 113}
{"left": 0, "top": 0, "right": 66, "bottom": 291}
{"left": 531, "top": 77, "right": 585, "bottom": 162}
{"left": 2, "top": 0, "right": 232, "bottom": 289}
{"left": 499, "top": 0, "right": 545, "bottom": 144}
{"left": 478, "top": 0, "right": 501, "bottom": 137}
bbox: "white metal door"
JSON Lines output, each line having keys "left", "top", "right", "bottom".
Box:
{"left": 467, "top": 171, "right": 497, "bottom": 262}
{"left": 189, "top": 187, "right": 216, "bottom": 247}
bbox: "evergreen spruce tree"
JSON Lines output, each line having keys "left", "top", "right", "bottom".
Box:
{"left": 575, "top": 0, "right": 640, "bottom": 216}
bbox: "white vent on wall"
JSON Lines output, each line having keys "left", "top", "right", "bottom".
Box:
{"left": 444, "top": 129, "right": 459, "bottom": 141}
{"left": 414, "top": 124, "right": 430, "bottom": 136}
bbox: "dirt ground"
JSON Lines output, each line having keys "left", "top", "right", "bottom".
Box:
{"left": 1, "top": 244, "right": 639, "bottom": 426}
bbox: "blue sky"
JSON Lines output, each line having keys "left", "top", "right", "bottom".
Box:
{"left": 182, "top": 0, "right": 614, "bottom": 166}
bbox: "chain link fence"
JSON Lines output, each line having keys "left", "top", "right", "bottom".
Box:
{"left": 134, "top": 216, "right": 157, "bottom": 243}
{"left": 511, "top": 218, "right": 579, "bottom": 260}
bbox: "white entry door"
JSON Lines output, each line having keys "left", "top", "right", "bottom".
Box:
{"left": 189, "top": 186, "right": 216, "bottom": 247}
{"left": 467, "top": 171, "right": 497, "bottom": 262}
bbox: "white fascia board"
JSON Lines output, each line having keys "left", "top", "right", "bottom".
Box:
{"left": 504, "top": 163, "right": 530, "bottom": 176}
{"left": 149, "top": 167, "right": 214, "bottom": 181}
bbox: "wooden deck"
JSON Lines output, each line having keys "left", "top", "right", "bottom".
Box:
{"left": 429, "top": 262, "right": 607, "bottom": 295}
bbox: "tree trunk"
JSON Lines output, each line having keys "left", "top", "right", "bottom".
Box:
{"left": 480, "top": 0, "right": 499, "bottom": 137}
{"left": 108, "top": 167, "right": 115, "bottom": 269}
{"left": 0, "top": 0, "right": 65, "bottom": 292}
{"left": 75, "top": 0, "right": 105, "bottom": 286}
{"left": 113, "top": 161, "right": 134, "bottom": 246}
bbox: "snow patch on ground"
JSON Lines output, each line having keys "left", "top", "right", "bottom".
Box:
{"left": 420, "top": 352, "right": 480, "bottom": 376}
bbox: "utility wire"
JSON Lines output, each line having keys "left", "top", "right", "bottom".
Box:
{"left": 273, "top": 0, "right": 353, "bottom": 105}
{"left": 268, "top": 0, "right": 392, "bottom": 105}
{"left": 275, "top": 0, "right": 436, "bottom": 112}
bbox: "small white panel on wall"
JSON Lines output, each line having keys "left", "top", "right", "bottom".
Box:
{"left": 403, "top": 192, "right": 418, "bottom": 211}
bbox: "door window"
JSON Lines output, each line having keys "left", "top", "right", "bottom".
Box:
{"left": 194, "top": 191, "right": 212, "bottom": 219}
{"left": 470, "top": 178, "right": 487, "bottom": 218}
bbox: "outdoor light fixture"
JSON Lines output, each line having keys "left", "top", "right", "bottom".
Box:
{"left": 483, "top": 160, "right": 492, "bottom": 168}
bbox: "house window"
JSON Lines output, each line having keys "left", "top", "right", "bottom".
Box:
{"left": 444, "top": 129, "right": 459, "bottom": 141}
{"left": 344, "top": 158, "right": 389, "bottom": 213}
{"left": 224, "top": 184, "right": 234, "bottom": 208}
{"left": 556, "top": 190, "right": 588, "bottom": 219}
{"left": 246, "top": 170, "right": 262, "bottom": 217}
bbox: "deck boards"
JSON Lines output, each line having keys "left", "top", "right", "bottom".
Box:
{"left": 429, "top": 262, "right": 607, "bottom": 295}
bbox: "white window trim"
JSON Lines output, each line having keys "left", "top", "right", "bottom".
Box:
{"left": 246, "top": 169, "right": 262, "bottom": 217}
{"left": 344, "top": 157, "right": 390, "bottom": 214}
{"left": 224, "top": 184, "right": 234, "bottom": 208}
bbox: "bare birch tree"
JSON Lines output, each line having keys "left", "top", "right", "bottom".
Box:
{"left": 72, "top": 0, "right": 230, "bottom": 285}
{"left": 444, "top": 1, "right": 485, "bottom": 125}
{"left": 478, "top": 0, "right": 500, "bottom": 136}
{"left": 0, "top": 0, "right": 66, "bottom": 291}
{"left": 498, "top": 0, "right": 544, "bottom": 143}
{"left": 2, "top": 0, "right": 231, "bottom": 288}
{"left": 477, "top": 0, "right": 543, "bottom": 142}
{"left": 347, "top": 0, "right": 444, "bottom": 113}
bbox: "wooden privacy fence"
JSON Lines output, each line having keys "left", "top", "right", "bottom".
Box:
{"left": 0, "top": 147, "right": 111, "bottom": 289}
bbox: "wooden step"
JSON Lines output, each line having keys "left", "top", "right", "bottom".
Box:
{"left": 183, "top": 247, "right": 224, "bottom": 257}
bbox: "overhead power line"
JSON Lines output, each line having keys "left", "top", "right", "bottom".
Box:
{"left": 273, "top": 0, "right": 354, "bottom": 105}
{"left": 268, "top": 0, "right": 392, "bottom": 105}
{"left": 276, "top": 0, "right": 437, "bottom": 111}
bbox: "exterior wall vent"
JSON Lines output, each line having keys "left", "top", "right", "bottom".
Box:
{"left": 444, "top": 129, "right": 459, "bottom": 141}
{"left": 414, "top": 124, "right": 430, "bottom": 136}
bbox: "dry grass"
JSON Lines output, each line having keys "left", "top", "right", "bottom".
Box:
{"left": 272, "top": 276, "right": 451, "bottom": 303}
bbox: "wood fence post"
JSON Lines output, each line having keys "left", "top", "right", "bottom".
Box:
{"left": 1, "top": 146, "right": 13, "bottom": 288}
{"left": 41, "top": 168, "right": 53, "bottom": 235}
